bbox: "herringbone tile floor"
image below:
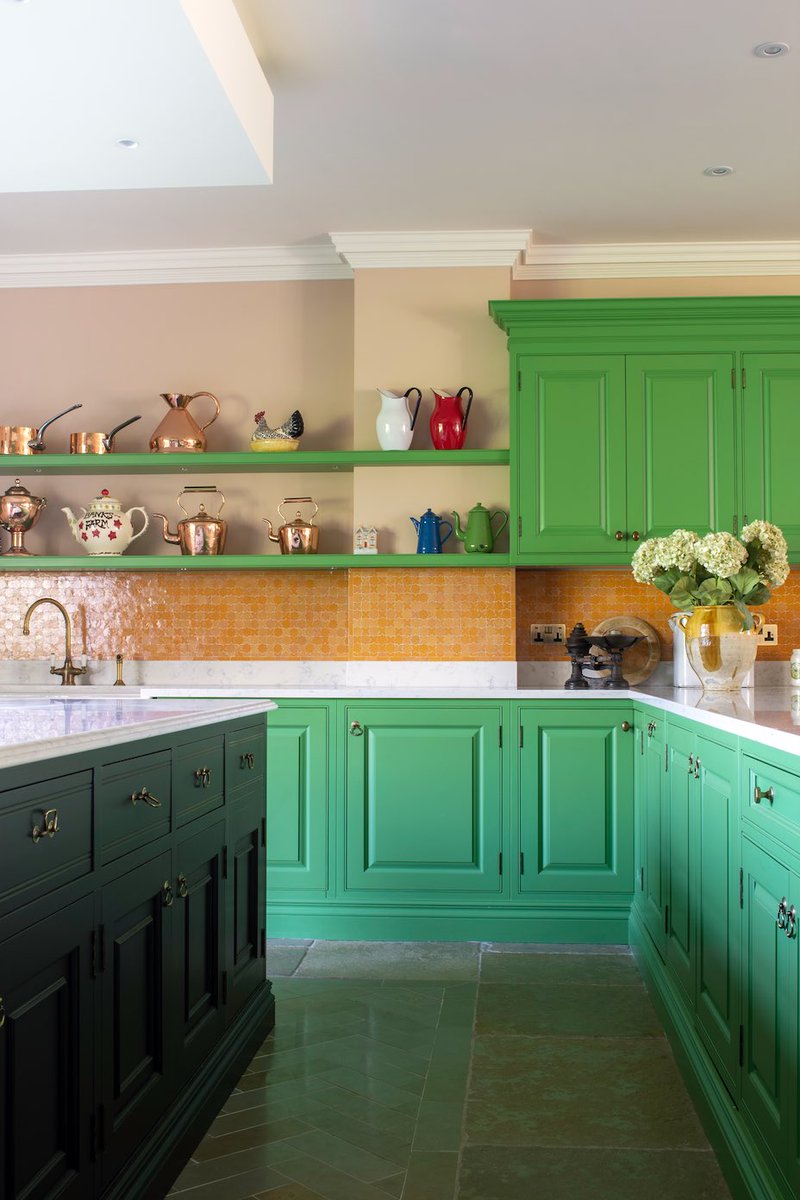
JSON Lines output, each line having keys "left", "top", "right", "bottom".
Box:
{"left": 168, "top": 940, "right": 732, "bottom": 1200}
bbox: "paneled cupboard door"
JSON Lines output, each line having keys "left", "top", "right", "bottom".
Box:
{"left": 518, "top": 708, "right": 634, "bottom": 895}
{"left": 516, "top": 356, "right": 628, "bottom": 558}
{"left": 665, "top": 725, "right": 694, "bottom": 1005}
{"left": 636, "top": 714, "right": 668, "bottom": 955}
{"left": 266, "top": 705, "right": 328, "bottom": 893}
{"left": 626, "top": 354, "right": 737, "bottom": 541}
{"left": 343, "top": 706, "right": 502, "bottom": 895}
{"left": 742, "top": 354, "right": 800, "bottom": 556}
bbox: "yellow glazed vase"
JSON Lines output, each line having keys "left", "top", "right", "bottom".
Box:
{"left": 676, "top": 605, "right": 762, "bottom": 692}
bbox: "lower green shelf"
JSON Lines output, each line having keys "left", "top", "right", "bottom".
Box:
{"left": 0, "top": 553, "right": 512, "bottom": 571}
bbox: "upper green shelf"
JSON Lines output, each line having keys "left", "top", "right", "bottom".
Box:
{"left": 1, "top": 449, "right": 509, "bottom": 475}
{"left": 0, "top": 553, "right": 511, "bottom": 571}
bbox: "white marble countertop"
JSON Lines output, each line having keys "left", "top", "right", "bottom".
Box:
{"left": 0, "top": 697, "right": 275, "bottom": 771}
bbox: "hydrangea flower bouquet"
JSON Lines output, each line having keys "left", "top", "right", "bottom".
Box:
{"left": 631, "top": 520, "right": 789, "bottom": 630}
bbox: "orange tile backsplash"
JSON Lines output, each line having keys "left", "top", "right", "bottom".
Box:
{"left": 1, "top": 565, "right": 796, "bottom": 664}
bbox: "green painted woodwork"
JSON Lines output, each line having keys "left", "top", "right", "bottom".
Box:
{"left": 741, "top": 354, "right": 800, "bottom": 556}
{"left": 0, "top": 551, "right": 511, "bottom": 571}
{"left": 266, "top": 704, "right": 329, "bottom": 893}
{"left": 1, "top": 449, "right": 509, "bottom": 475}
{"left": 517, "top": 705, "right": 634, "bottom": 894}
{"left": 626, "top": 354, "right": 737, "bottom": 540}
{"left": 342, "top": 703, "right": 503, "bottom": 896}
{"left": 666, "top": 723, "right": 695, "bottom": 1002}
{"left": 634, "top": 708, "right": 668, "bottom": 955}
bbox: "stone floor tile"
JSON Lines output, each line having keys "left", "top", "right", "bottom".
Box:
{"left": 479, "top": 950, "right": 641, "bottom": 985}
{"left": 476, "top": 982, "right": 662, "bottom": 1037}
{"left": 276, "top": 1153, "right": 401, "bottom": 1200}
{"left": 310, "top": 1086, "right": 418, "bottom": 1139}
{"left": 295, "top": 940, "right": 480, "bottom": 980}
{"left": 282, "top": 1128, "right": 402, "bottom": 1182}
{"left": 167, "top": 1164, "right": 293, "bottom": 1199}
{"left": 481, "top": 942, "right": 630, "bottom": 955}
{"left": 169, "top": 1142, "right": 302, "bottom": 1192}
{"left": 193, "top": 1117, "right": 315, "bottom": 1162}
{"left": 411, "top": 1100, "right": 464, "bottom": 1152}
{"left": 403, "top": 1151, "right": 460, "bottom": 1200}
{"left": 373, "top": 1171, "right": 405, "bottom": 1197}
{"left": 268, "top": 945, "right": 310, "bottom": 976}
{"left": 253, "top": 1184, "right": 325, "bottom": 1200}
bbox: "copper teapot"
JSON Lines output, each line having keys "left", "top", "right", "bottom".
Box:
{"left": 154, "top": 486, "right": 227, "bottom": 555}
{"left": 149, "top": 392, "right": 220, "bottom": 453}
{"left": 264, "top": 497, "right": 320, "bottom": 555}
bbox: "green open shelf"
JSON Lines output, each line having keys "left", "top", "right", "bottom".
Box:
{"left": 0, "top": 553, "right": 511, "bottom": 571}
{"left": 2, "top": 449, "right": 509, "bottom": 476}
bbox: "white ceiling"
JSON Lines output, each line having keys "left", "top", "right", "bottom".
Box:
{"left": 0, "top": 0, "right": 798, "bottom": 256}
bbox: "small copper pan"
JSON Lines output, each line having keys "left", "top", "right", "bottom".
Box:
{"left": 0, "top": 403, "right": 83, "bottom": 454}
{"left": 69, "top": 415, "right": 142, "bottom": 454}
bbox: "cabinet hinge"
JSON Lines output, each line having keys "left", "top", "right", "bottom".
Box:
{"left": 640, "top": 866, "right": 644, "bottom": 892}
{"left": 664, "top": 904, "right": 669, "bottom": 935}
{"left": 731, "top": 366, "right": 735, "bottom": 390}
{"left": 498, "top": 852, "right": 503, "bottom": 876}
{"left": 739, "top": 867, "right": 744, "bottom": 910}
{"left": 518, "top": 515, "right": 522, "bottom": 538}
{"left": 222, "top": 971, "right": 229, "bottom": 1005}
{"left": 499, "top": 726, "right": 503, "bottom": 749}
{"left": 261, "top": 817, "right": 266, "bottom": 848}
{"left": 222, "top": 845, "right": 228, "bottom": 879}
{"left": 261, "top": 928, "right": 267, "bottom": 958}
{"left": 519, "top": 724, "right": 524, "bottom": 749}
{"left": 742, "top": 366, "right": 747, "bottom": 390}
{"left": 517, "top": 368, "right": 522, "bottom": 392}
{"left": 639, "top": 730, "right": 644, "bottom": 756}
{"left": 739, "top": 1023, "right": 744, "bottom": 1067}
{"left": 519, "top": 851, "right": 525, "bottom": 875}
{"left": 664, "top": 745, "right": 668, "bottom": 772}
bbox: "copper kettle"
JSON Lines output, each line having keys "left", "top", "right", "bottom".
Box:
{"left": 154, "top": 486, "right": 227, "bottom": 555}
{"left": 264, "top": 497, "right": 320, "bottom": 554}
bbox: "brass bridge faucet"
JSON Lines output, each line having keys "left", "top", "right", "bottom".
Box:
{"left": 22, "top": 597, "right": 88, "bottom": 687}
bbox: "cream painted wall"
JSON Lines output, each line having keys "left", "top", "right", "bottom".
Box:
{"left": 512, "top": 275, "right": 800, "bottom": 299}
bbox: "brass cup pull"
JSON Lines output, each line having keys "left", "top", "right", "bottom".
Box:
{"left": 32, "top": 807, "right": 59, "bottom": 843}
{"left": 620, "top": 721, "right": 631, "bottom": 732}
{"left": 777, "top": 897, "right": 788, "bottom": 929}
{"left": 631, "top": 531, "right": 641, "bottom": 541}
{"left": 688, "top": 754, "right": 694, "bottom": 774}
{"left": 240, "top": 752, "right": 255, "bottom": 770}
{"left": 350, "top": 721, "right": 364, "bottom": 736}
{"left": 194, "top": 766, "right": 211, "bottom": 788}
{"left": 787, "top": 905, "right": 797, "bottom": 939}
{"left": 162, "top": 880, "right": 174, "bottom": 907}
{"left": 754, "top": 785, "right": 774, "bottom": 805}
{"left": 614, "top": 530, "right": 624, "bottom": 541}
{"left": 177, "top": 873, "right": 189, "bottom": 900}
{"left": 130, "top": 786, "right": 161, "bottom": 808}
{"left": 0, "top": 996, "right": 5, "bottom": 1029}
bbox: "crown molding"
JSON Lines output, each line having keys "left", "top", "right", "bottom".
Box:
{"left": 0, "top": 245, "right": 353, "bottom": 288}
{"left": 514, "top": 240, "right": 800, "bottom": 279}
{"left": 330, "top": 230, "right": 530, "bottom": 269}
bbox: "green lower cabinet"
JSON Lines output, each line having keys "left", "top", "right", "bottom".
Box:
{"left": 342, "top": 703, "right": 503, "bottom": 896}
{"left": 266, "top": 703, "right": 329, "bottom": 894}
{"left": 517, "top": 705, "right": 633, "bottom": 895}
{"left": 665, "top": 724, "right": 695, "bottom": 1002}
{"left": 633, "top": 708, "right": 668, "bottom": 955}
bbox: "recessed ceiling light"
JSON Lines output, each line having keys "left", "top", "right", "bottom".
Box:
{"left": 116, "top": 139, "right": 140, "bottom": 150}
{"left": 754, "top": 42, "right": 790, "bottom": 58}
{"left": 703, "top": 165, "right": 734, "bottom": 177}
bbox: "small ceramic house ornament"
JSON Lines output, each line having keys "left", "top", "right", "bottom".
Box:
{"left": 354, "top": 525, "right": 378, "bottom": 554}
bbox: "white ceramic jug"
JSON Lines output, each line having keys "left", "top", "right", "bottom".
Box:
{"left": 375, "top": 387, "right": 422, "bottom": 451}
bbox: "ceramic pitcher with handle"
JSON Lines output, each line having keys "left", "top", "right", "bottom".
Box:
{"left": 149, "top": 391, "right": 220, "bottom": 453}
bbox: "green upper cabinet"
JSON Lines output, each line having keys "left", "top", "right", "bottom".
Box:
{"left": 742, "top": 353, "right": 800, "bottom": 556}
{"left": 341, "top": 703, "right": 503, "bottom": 897}
{"left": 626, "top": 354, "right": 737, "bottom": 541}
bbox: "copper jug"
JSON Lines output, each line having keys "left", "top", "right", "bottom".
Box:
{"left": 154, "top": 486, "right": 227, "bottom": 555}
{"left": 264, "top": 497, "right": 320, "bottom": 554}
{"left": 149, "top": 392, "right": 220, "bottom": 453}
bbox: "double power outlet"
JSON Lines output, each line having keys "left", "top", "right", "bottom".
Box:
{"left": 530, "top": 623, "right": 567, "bottom": 645}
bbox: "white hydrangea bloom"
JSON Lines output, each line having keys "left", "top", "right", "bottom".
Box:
{"left": 631, "top": 537, "right": 668, "bottom": 584}
{"left": 659, "top": 529, "right": 701, "bottom": 572}
{"left": 741, "top": 519, "right": 790, "bottom": 588}
{"left": 696, "top": 531, "right": 747, "bottom": 579}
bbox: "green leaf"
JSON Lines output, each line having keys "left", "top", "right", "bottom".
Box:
{"left": 696, "top": 578, "right": 733, "bottom": 605}
{"left": 669, "top": 577, "right": 698, "bottom": 610}
{"left": 728, "top": 568, "right": 760, "bottom": 597}
{"left": 652, "top": 571, "right": 678, "bottom": 595}
{"left": 733, "top": 598, "right": 754, "bottom": 631}
{"left": 743, "top": 582, "right": 771, "bottom": 607}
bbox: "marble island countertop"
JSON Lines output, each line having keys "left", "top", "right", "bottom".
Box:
{"left": 0, "top": 696, "right": 275, "bottom": 771}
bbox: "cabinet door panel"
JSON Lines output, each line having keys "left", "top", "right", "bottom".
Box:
{"left": 174, "top": 820, "right": 225, "bottom": 1079}
{"left": 517, "top": 355, "right": 627, "bottom": 557}
{"left": 742, "top": 354, "right": 800, "bottom": 557}
{"left": 519, "top": 708, "right": 633, "bottom": 894}
{"left": 741, "top": 838, "right": 792, "bottom": 1172}
{"left": 344, "top": 706, "right": 502, "bottom": 894}
{"left": 641, "top": 721, "right": 667, "bottom": 954}
{"left": 694, "top": 738, "right": 739, "bottom": 1097}
{"left": 666, "top": 727, "right": 694, "bottom": 1003}
{"left": 0, "top": 894, "right": 93, "bottom": 1200}
{"left": 626, "top": 354, "right": 736, "bottom": 540}
{"left": 267, "top": 705, "right": 328, "bottom": 892}
{"left": 100, "top": 851, "right": 173, "bottom": 1186}
{"left": 227, "top": 794, "right": 266, "bottom": 1019}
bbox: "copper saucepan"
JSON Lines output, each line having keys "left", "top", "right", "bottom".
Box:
{"left": 69, "top": 415, "right": 142, "bottom": 455}
{"left": 0, "top": 403, "right": 83, "bottom": 455}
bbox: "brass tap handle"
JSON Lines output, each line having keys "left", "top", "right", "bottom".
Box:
{"left": 130, "top": 786, "right": 161, "bottom": 808}
{"left": 177, "top": 873, "right": 189, "bottom": 900}
{"left": 113, "top": 654, "right": 126, "bottom": 687}
{"left": 777, "top": 897, "right": 788, "bottom": 929}
{"left": 754, "top": 785, "right": 774, "bottom": 805}
{"left": 161, "top": 880, "right": 174, "bottom": 907}
{"left": 32, "top": 808, "right": 59, "bottom": 843}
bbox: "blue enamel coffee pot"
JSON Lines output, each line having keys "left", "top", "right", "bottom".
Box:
{"left": 410, "top": 508, "right": 453, "bottom": 554}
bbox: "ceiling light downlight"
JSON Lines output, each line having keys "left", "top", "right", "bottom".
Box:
{"left": 116, "top": 138, "right": 140, "bottom": 150}
{"left": 754, "top": 42, "right": 790, "bottom": 58}
{"left": 703, "top": 165, "right": 734, "bottom": 177}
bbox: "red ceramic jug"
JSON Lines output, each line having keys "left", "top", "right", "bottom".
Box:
{"left": 429, "top": 386, "right": 473, "bottom": 450}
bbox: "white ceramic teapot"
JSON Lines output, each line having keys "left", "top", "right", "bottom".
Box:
{"left": 63, "top": 489, "right": 149, "bottom": 556}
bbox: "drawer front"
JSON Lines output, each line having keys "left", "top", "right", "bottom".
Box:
{"left": 97, "top": 750, "right": 171, "bottom": 861}
{"left": 742, "top": 754, "right": 800, "bottom": 846}
{"left": 226, "top": 724, "right": 266, "bottom": 793}
{"left": 0, "top": 771, "right": 92, "bottom": 908}
{"left": 173, "top": 736, "right": 224, "bottom": 826}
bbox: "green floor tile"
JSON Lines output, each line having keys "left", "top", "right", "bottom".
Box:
{"left": 476, "top": 982, "right": 662, "bottom": 1037}
{"left": 457, "top": 1145, "right": 732, "bottom": 1199}
{"left": 403, "top": 1151, "right": 459, "bottom": 1200}
{"left": 479, "top": 951, "right": 640, "bottom": 986}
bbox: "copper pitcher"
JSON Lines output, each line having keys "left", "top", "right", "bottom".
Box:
{"left": 149, "top": 392, "right": 220, "bottom": 453}
{"left": 154, "top": 486, "right": 227, "bottom": 555}
{"left": 264, "top": 497, "right": 320, "bottom": 555}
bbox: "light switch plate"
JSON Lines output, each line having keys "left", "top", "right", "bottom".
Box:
{"left": 530, "top": 623, "right": 567, "bottom": 645}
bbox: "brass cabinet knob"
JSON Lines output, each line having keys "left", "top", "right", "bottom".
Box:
{"left": 620, "top": 721, "right": 631, "bottom": 732}
{"left": 614, "top": 530, "right": 625, "bottom": 541}
{"left": 350, "top": 721, "right": 364, "bottom": 736}
{"left": 240, "top": 752, "right": 255, "bottom": 770}
{"left": 130, "top": 786, "right": 161, "bottom": 808}
{"left": 177, "top": 873, "right": 189, "bottom": 900}
{"left": 754, "top": 785, "right": 774, "bottom": 805}
{"left": 631, "top": 531, "right": 641, "bottom": 541}
{"left": 777, "top": 897, "right": 788, "bottom": 929}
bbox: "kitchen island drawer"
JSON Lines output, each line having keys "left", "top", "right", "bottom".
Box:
{"left": 0, "top": 771, "right": 92, "bottom": 910}
{"left": 97, "top": 750, "right": 171, "bottom": 861}
{"left": 226, "top": 723, "right": 266, "bottom": 792}
{"left": 173, "top": 735, "right": 224, "bottom": 826}
{"left": 742, "top": 753, "right": 800, "bottom": 847}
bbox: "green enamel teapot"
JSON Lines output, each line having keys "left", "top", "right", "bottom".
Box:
{"left": 451, "top": 502, "right": 508, "bottom": 554}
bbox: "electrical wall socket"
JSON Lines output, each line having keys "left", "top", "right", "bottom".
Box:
{"left": 530, "top": 623, "right": 567, "bottom": 645}
{"left": 756, "top": 623, "right": 778, "bottom": 646}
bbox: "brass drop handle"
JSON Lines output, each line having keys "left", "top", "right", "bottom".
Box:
{"left": 631, "top": 531, "right": 641, "bottom": 541}
{"left": 0, "top": 996, "right": 5, "bottom": 1029}
{"left": 777, "top": 897, "right": 788, "bottom": 929}
{"left": 754, "top": 785, "right": 774, "bottom": 805}
{"left": 130, "top": 786, "right": 161, "bottom": 808}
{"left": 162, "top": 880, "right": 174, "bottom": 907}
{"left": 32, "top": 807, "right": 59, "bottom": 843}
{"left": 350, "top": 721, "right": 364, "bottom": 737}
{"left": 787, "top": 905, "right": 797, "bottom": 939}
{"left": 194, "top": 766, "right": 211, "bottom": 788}
{"left": 647, "top": 721, "right": 656, "bottom": 737}
{"left": 694, "top": 756, "right": 701, "bottom": 780}
{"left": 240, "top": 752, "right": 255, "bottom": 770}
{"left": 177, "top": 873, "right": 189, "bottom": 900}
{"left": 620, "top": 721, "right": 631, "bottom": 732}
{"left": 688, "top": 754, "right": 694, "bottom": 774}
{"left": 614, "top": 530, "right": 625, "bottom": 541}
